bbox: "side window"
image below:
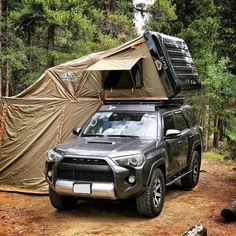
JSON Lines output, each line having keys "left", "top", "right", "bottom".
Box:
{"left": 184, "top": 107, "right": 197, "bottom": 127}
{"left": 174, "top": 112, "right": 188, "bottom": 131}
{"left": 163, "top": 114, "right": 175, "bottom": 135}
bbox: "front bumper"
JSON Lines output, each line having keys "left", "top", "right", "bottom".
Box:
{"left": 46, "top": 155, "right": 147, "bottom": 200}
{"left": 55, "top": 180, "right": 116, "bottom": 199}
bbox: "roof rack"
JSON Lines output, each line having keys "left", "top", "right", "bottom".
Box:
{"left": 104, "top": 97, "right": 185, "bottom": 106}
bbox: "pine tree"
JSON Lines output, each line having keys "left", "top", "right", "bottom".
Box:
{"left": 7, "top": 0, "right": 97, "bottom": 94}
{"left": 87, "top": 0, "right": 137, "bottom": 51}
{"left": 144, "top": 0, "right": 236, "bottom": 149}
{"left": 0, "top": 0, "right": 138, "bottom": 95}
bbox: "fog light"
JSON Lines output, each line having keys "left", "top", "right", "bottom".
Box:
{"left": 128, "top": 175, "right": 136, "bottom": 184}
{"left": 48, "top": 171, "right": 53, "bottom": 177}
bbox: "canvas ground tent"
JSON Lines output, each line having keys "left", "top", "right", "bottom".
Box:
{"left": 0, "top": 32, "right": 200, "bottom": 193}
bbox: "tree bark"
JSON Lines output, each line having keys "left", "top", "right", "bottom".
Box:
{"left": 5, "top": 61, "right": 10, "bottom": 96}
{"left": 0, "top": 0, "right": 3, "bottom": 97}
{"left": 2, "top": 0, "right": 10, "bottom": 96}
{"left": 218, "top": 118, "right": 224, "bottom": 141}
{"left": 47, "top": 24, "right": 55, "bottom": 68}
{"left": 1, "top": 0, "right": 10, "bottom": 96}
{"left": 213, "top": 114, "right": 219, "bottom": 148}
{"left": 203, "top": 104, "right": 209, "bottom": 151}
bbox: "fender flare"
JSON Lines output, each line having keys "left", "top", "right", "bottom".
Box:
{"left": 189, "top": 140, "right": 202, "bottom": 165}
{"left": 146, "top": 158, "right": 166, "bottom": 186}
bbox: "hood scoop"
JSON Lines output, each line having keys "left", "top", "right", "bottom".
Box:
{"left": 87, "top": 139, "right": 114, "bottom": 145}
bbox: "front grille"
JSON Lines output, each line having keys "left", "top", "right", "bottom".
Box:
{"left": 61, "top": 157, "right": 109, "bottom": 166}
{"left": 57, "top": 169, "right": 114, "bottom": 182}
{"left": 57, "top": 157, "right": 114, "bottom": 182}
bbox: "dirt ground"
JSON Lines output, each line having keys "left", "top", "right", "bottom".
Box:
{"left": 0, "top": 156, "right": 235, "bottom": 236}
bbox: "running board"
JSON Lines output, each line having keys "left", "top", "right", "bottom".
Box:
{"left": 166, "top": 170, "right": 192, "bottom": 187}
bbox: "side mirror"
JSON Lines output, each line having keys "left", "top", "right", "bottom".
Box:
{"left": 165, "top": 129, "right": 181, "bottom": 139}
{"left": 72, "top": 127, "right": 81, "bottom": 136}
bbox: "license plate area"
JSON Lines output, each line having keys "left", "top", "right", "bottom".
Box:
{"left": 73, "top": 183, "right": 91, "bottom": 194}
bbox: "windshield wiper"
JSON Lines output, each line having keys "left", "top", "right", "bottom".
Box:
{"left": 106, "top": 135, "right": 139, "bottom": 139}
{"left": 83, "top": 134, "right": 105, "bottom": 137}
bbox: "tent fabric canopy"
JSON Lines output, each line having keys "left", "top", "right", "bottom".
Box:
{"left": 86, "top": 56, "right": 143, "bottom": 71}
{"left": 0, "top": 35, "right": 168, "bottom": 193}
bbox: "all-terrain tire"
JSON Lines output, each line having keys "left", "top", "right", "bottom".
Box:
{"left": 136, "top": 168, "right": 165, "bottom": 218}
{"left": 181, "top": 151, "right": 201, "bottom": 189}
{"left": 49, "top": 187, "right": 78, "bottom": 211}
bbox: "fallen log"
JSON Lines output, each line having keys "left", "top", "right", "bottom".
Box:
{"left": 221, "top": 200, "right": 236, "bottom": 221}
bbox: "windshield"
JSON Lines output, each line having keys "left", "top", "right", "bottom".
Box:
{"left": 83, "top": 112, "right": 157, "bottom": 139}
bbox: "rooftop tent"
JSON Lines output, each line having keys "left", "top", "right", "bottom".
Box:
{"left": 144, "top": 31, "right": 201, "bottom": 98}
{"left": 0, "top": 32, "right": 200, "bottom": 193}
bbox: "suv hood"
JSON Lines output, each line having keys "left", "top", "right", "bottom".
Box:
{"left": 55, "top": 136, "right": 154, "bottom": 158}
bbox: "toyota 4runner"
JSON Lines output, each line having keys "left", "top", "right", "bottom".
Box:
{"left": 45, "top": 99, "right": 202, "bottom": 217}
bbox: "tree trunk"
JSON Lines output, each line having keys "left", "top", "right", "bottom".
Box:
{"left": 0, "top": 0, "right": 3, "bottom": 97}
{"left": 1, "top": 0, "right": 10, "bottom": 96}
{"left": 203, "top": 104, "right": 209, "bottom": 151}
{"left": 218, "top": 118, "right": 224, "bottom": 141}
{"left": 5, "top": 61, "right": 10, "bottom": 96}
{"left": 2, "top": 0, "right": 10, "bottom": 96}
{"left": 213, "top": 114, "right": 219, "bottom": 148}
{"left": 47, "top": 24, "right": 55, "bottom": 68}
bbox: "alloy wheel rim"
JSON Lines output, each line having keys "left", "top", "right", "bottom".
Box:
{"left": 153, "top": 178, "right": 162, "bottom": 208}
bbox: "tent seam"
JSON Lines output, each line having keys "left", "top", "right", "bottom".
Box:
{"left": 57, "top": 103, "right": 67, "bottom": 143}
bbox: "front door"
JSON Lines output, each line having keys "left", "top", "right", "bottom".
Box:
{"left": 173, "top": 111, "right": 190, "bottom": 170}
{"left": 163, "top": 111, "right": 190, "bottom": 177}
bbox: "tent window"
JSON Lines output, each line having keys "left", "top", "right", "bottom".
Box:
{"left": 103, "top": 62, "right": 143, "bottom": 90}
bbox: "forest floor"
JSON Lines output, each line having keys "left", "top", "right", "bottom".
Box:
{"left": 0, "top": 153, "right": 235, "bottom": 236}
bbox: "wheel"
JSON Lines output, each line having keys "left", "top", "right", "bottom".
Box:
{"left": 181, "top": 151, "right": 201, "bottom": 189}
{"left": 136, "top": 168, "right": 165, "bottom": 218}
{"left": 49, "top": 187, "right": 78, "bottom": 211}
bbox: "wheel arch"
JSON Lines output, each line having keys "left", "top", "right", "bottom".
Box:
{"left": 147, "top": 158, "right": 166, "bottom": 185}
{"left": 192, "top": 142, "right": 202, "bottom": 166}
{"left": 188, "top": 141, "right": 202, "bottom": 165}
{"left": 194, "top": 144, "right": 202, "bottom": 158}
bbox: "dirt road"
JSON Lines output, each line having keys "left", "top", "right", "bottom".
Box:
{"left": 0, "top": 156, "right": 235, "bottom": 236}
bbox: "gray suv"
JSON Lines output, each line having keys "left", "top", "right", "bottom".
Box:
{"left": 45, "top": 100, "right": 202, "bottom": 217}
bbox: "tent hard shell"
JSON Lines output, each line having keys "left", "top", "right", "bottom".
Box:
{"left": 0, "top": 32, "right": 200, "bottom": 193}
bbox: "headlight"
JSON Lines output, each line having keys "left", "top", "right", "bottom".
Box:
{"left": 114, "top": 153, "right": 146, "bottom": 167}
{"left": 47, "top": 149, "right": 62, "bottom": 162}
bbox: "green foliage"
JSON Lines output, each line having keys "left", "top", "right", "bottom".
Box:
{"left": 87, "top": 0, "right": 137, "bottom": 50}
{"left": 145, "top": 0, "right": 236, "bottom": 153}
{"left": 204, "top": 59, "right": 236, "bottom": 109}
{"left": 144, "top": 0, "right": 177, "bottom": 34}
{"left": 203, "top": 151, "right": 225, "bottom": 160}
{"left": 224, "top": 117, "right": 236, "bottom": 160}
{"left": 1, "top": 0, "right": 137, "bottom": 95}
{"left": 224, "top": 138, "right": 236, "bottom": 160}
{"left": 226, "top": 117, "right": 236, "bottom": 141}
{"left": 215, "top": 0, "right": 236, "bottom": 71}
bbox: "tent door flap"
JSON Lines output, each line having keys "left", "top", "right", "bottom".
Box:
{"left": 86, "top": 57, "right": 143, "bottom": 90}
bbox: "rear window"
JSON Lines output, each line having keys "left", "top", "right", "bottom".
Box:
{"left": 174, "top": 112, "right": 188, "bottom": 131}
{"left": 183, "top": 107, "right": 197, "bottom": 127}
